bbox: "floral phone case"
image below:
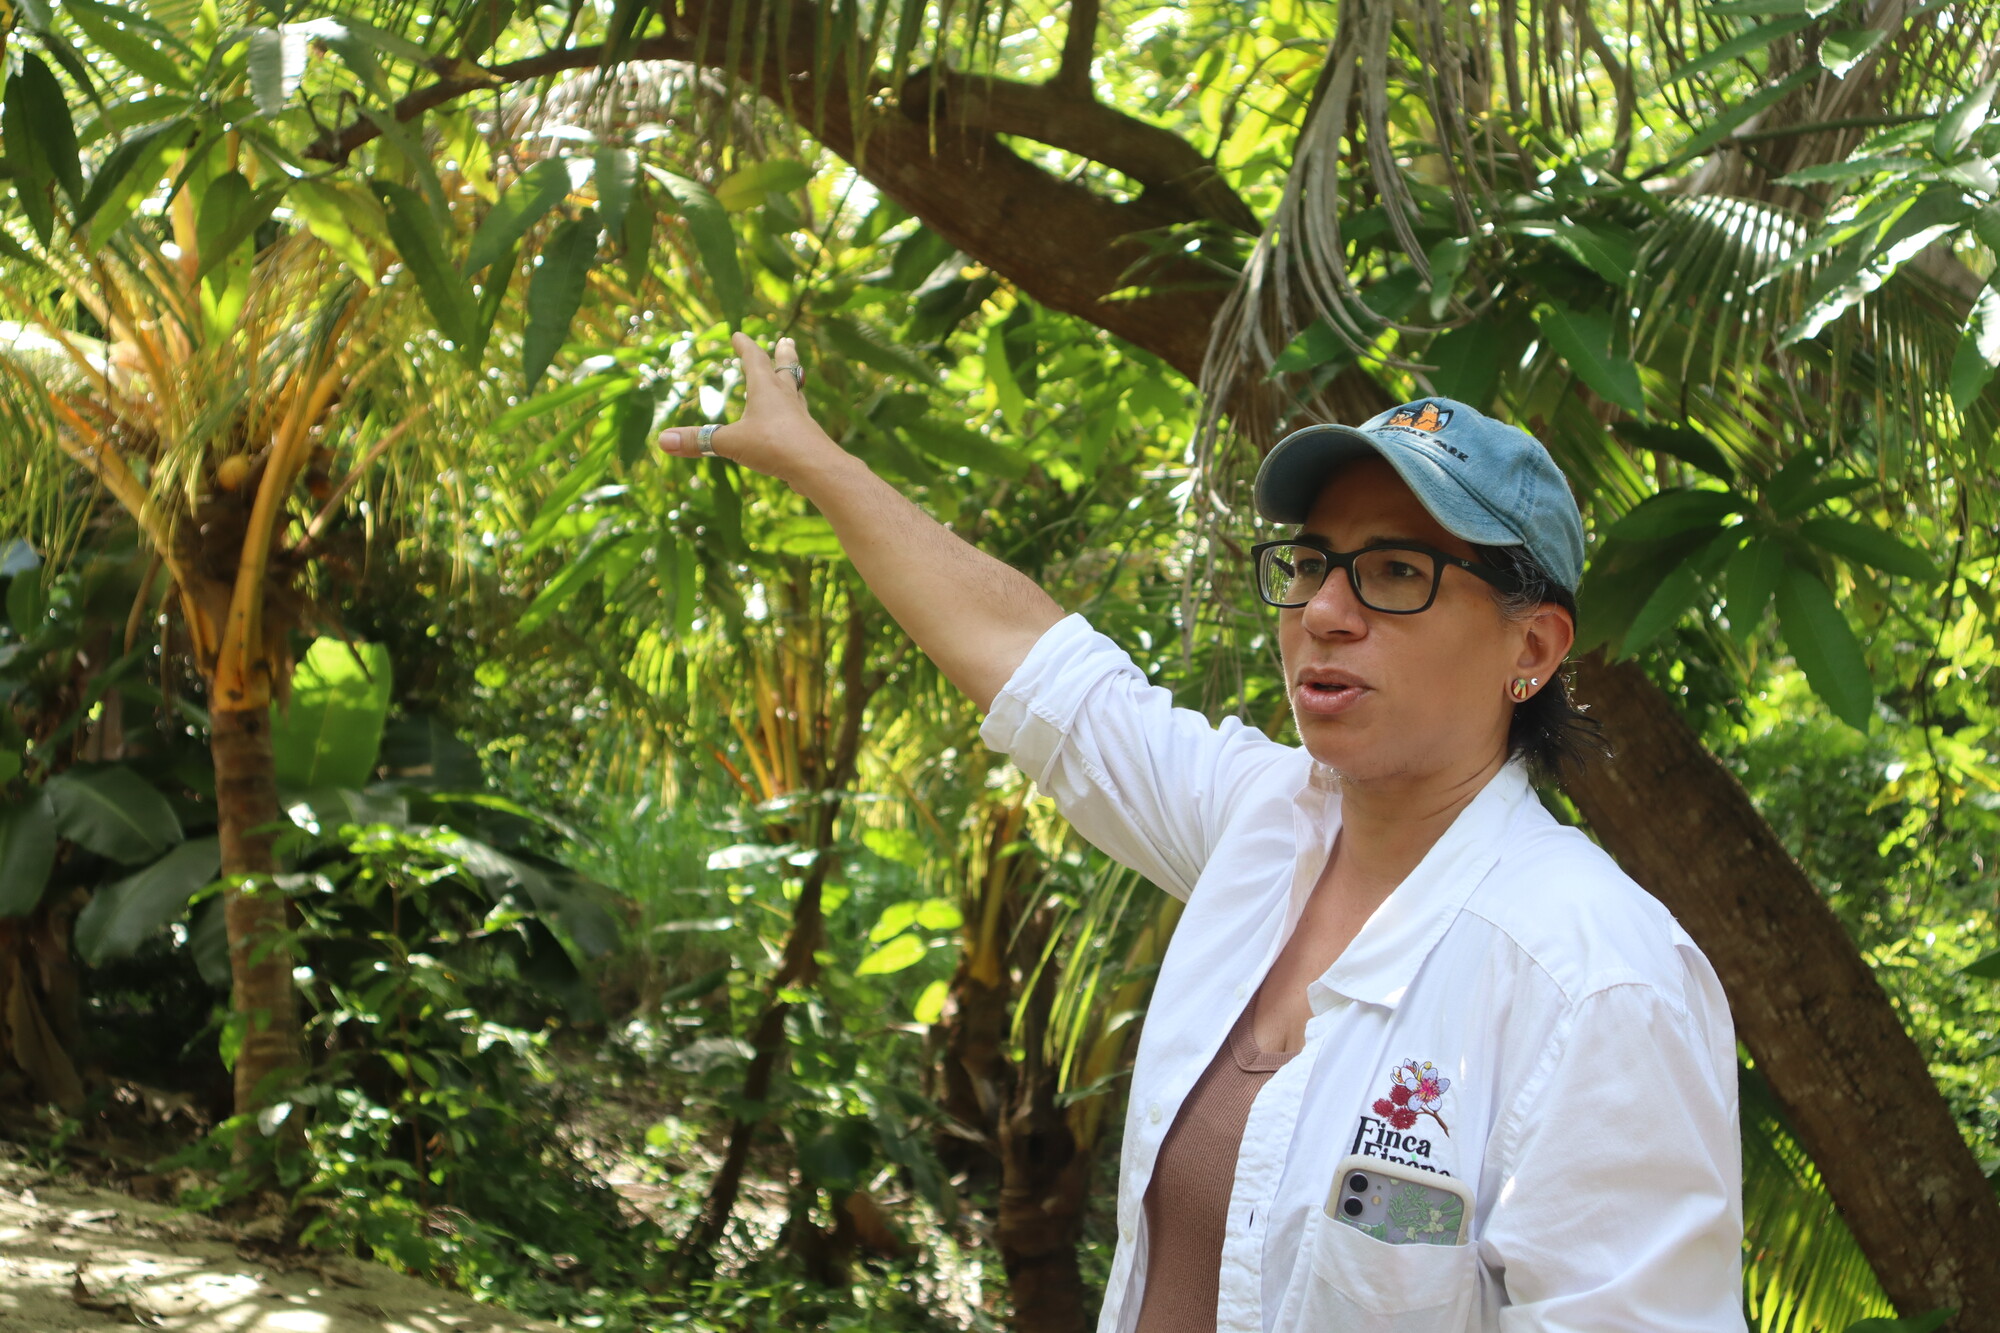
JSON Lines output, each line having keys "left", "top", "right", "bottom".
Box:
{"left": 1326, "top": 1153, "right": 1474, "bottom": 1246}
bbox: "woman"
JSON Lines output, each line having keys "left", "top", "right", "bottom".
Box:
{"left": 659, "top": 334, "right": 1744, "bottom": 1332}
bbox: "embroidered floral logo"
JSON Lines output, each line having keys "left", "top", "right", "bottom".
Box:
{"left": 1372, "top": 1058, "right": 1452, "bottom": 1137}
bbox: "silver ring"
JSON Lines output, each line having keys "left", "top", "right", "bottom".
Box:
{"left": 697, "top": 423, "right": 719, "bottom": 457}
{"left": 775, "top": 362, "right": 804, "bottom": 387}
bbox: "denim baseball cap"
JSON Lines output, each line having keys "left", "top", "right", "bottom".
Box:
{"left": 1253, "top": 397, "right": 1586, "bottom": 592}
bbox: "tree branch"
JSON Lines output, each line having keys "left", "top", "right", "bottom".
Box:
{"left": 1053, "top": 0, "right": 1099, "bottom": 97}
{"left": 896, "top": 65, "right": 1259, "bottom": 235}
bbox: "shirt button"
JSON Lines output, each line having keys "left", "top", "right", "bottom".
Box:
{"left": 1121, "top": 1224, "right": 1133, "bottom": 1242}
{"left": 1234, "top": 983, "right": 1247, "bottom": 1000}
{"left": 1148, "top": 1102, "right": 1163, "bottom": 1124}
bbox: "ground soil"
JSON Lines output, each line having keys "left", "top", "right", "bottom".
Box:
{"left": 0, "top": 1158, "right": 563, "bottom": 1333}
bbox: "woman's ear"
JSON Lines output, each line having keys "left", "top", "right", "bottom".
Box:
{"left": 1516, "top": 603, "right": 1575, "bottom": 688}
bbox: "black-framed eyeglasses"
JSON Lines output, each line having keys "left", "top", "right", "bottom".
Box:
{"left": 1249, "top": 539, "right": 1521, "bottom": 613}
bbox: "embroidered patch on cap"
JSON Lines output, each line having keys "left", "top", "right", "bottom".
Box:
{"left": 1384, "top": 402, "right": 1453, "bottom": 433}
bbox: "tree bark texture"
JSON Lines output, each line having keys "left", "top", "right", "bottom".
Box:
{"left": 210, "top": 705, "right": 304, "bottom": 1123}
{"left": 304, "top": 3, "right": 2000, "bottom": 1318}
{"left": 1567, "top": 654, "right": 2000, "bottom": 1327}
{"left": 932, "top": 807, "right": 1094, "bottom": 1333}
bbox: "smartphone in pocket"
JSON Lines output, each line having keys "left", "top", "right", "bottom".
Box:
{"left": 1325, "top": 1153, "right": 1474, "bottom": 1246}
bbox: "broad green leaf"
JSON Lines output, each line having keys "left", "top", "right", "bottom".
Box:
{"left": 823, "top": 314, "right": 938, "bottom": 385}
{"left": 73, "top": 836, "right": 220, "bottom": 965}
{"left": 1607, "top": 489, "right": 1744, "bottom": 542}
{"left": 1541, "top": 219, "right": 1638, "bottom": 285}
{"left": 491, "top": 376, "right": 607, "bottom": 432}
{"left": 1667, "top": 16, "right": 1812, "bottom": 85}
{"left": 914, "top": 978, "right": 949, "bottom": 1024}
{"left": 375, "top": 180, "right": 479, "bottom": 354}
{"left": 4, "top": 57, "right": 65, "bottom": 242}
{"left": 76, "top": 118, "right": 182, "bottom": 234}
{"left": 193, "top": 172, "right": 286, "bottom": 284}
{"left": 614, "top": 380, "right": 658, "bottom": 469}
{"left": 649, "top": 168, "right": 745, "bottom": 329}
{"left": 1534, "top": 302, "right": 1644, "bottom": 415}
{"left": 1777, "top": 156, "right": 1926, "bottom": 187}
{"left": 1611, "top": 423, "right": 1734, "bottom": 481}
{"left": 523, "top": 210, "right": 599, "bottom": 388}
{"left": 1724, "top": 537, "right": 1783, "bottom": 639}
{"left": 856, "top": 933, "right": 928, "bottom": 976}
{"left": 63, "top": 0, "right": 192, "bottom": 89}
{"left": 1816, "top": 27, "right": 1885, "bottom": 78}
{"left": 1620, "top": 561, "right": 1704, "bottom": 655}
{"left": 1775, "top": 561, "right": 1872, "bottom": 730}
{"left": 0, "top": 792, "right": 58, "bottom": 917}
{"left": 899, "top": 419, "right": 1031, "bottom": 480}
{"left": 465, "top": 157, "right": 572, "bottom": 276}
{"left": 1938, "top": 78, "right": 1999, "bottom": 159}
{"left": 48, "top": 766, "right": 182, "bottom": 864}
{"left": 17, "top": 55, "right": 81, "bottom": 204}
{"left": 1797, "top": 519, "right": 1941, "bottom": 583}
{"left": 290, "top": 178, "right": 380, "bottom": 282}
{"left": 593, "top": 147, "right": 638, "bottom": 235}
{"left": 270, "top": 638, "right": 393, "bottom": 790}
{"left": 7, "top": 571, "right": 45, "bottom": 630}
{"left": 1425, "top": 322, "right": 1503, "bottom": 407}
{"left": 518, "top": 527, "right": 626, "bottom": 632}
{"left": 1961, "top": 950, "right": 2000, "bottom": 980}
{"left": 714, "top": 158, "right": 812, "bottom": 211}
{"left": 1273, "top": 319, "right": 1346, "bottom": 375}
{"left": 1948, "top": 288, "right": 2000, "bottom": 411}
{"left": 1424, "top": 235, "right": 1470, "bottom": 318}
{"left": 1773, "top": 475, "right": 1874, "bottom": 522}
{"left": 189, "top": 900, "right": 229, "bottom": 988}
{"left": 246, "top": 27, "right": 306, "bottom": 115}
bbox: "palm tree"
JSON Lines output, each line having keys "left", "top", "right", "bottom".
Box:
{"left": 0, "top": 141, "right": 467, "bottom": 1136}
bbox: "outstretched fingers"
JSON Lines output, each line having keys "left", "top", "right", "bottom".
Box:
{"left": 656, "top": 334, "right": 807, "bottom": 464}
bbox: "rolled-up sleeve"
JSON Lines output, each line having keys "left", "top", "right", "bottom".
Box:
{"left": 1483, "top": 973, "right": 1745, "bottom": 1331}
{"left": 977, "top": 613, "right": 1292, "bottom": 900}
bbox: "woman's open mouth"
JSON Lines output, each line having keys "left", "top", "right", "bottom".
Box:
{"left": 1294, "top": 671, "right": 1369, "bottom": 717}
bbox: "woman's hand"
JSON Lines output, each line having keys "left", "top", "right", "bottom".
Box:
{"left": 656, "top": 332, "right": 840, "bottom": 485}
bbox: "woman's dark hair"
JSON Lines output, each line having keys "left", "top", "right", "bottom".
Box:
{"left": 1472, "top": 542, "right": 1607, "bottom": 785}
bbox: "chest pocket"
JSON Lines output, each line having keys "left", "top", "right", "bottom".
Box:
{"left": 1293, "top": 1205, "right": 1479, "bottom": 1333}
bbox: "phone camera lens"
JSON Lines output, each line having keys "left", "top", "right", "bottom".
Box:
{"left": 1347, "top": 1173, "right": 1369, "bottom": 1194}
{"left": 1342, "top": 1197, "right": 1364, "bottom": 1218}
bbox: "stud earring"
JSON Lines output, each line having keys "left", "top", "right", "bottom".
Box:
{"left": 1509, "top": 677, "right": 1533, "bottom": 702}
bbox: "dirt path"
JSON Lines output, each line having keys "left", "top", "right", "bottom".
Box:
{"left": 0, "top": 1159, "right": 563, "bottom": 1333}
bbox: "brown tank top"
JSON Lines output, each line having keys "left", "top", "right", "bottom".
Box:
{"left": 1133, "top": 1003, "right": 1296, "bottom": 1333}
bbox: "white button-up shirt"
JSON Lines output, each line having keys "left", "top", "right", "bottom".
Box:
{"left": 979, "top": 615, "right": 1745, "bottom": 1333}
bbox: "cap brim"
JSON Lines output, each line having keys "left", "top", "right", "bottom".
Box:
{"left": 1253, "top": 424, "right": 1525, "bottom": 549}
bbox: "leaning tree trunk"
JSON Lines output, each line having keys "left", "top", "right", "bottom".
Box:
{"left": 209, "top": 705, "right": 304, "bottom": 1132}
{"left": 1568, "top": 654, "right": 2000, "bottom": 1328}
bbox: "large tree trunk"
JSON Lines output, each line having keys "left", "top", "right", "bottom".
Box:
{"left": 1567, "top": 654, "right": 2000, "bottom": 1327}
{"left": 209, "top": 705, "right": 304, "bottom": 1129}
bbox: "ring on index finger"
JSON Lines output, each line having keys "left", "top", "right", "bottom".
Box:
{"left": 775, "top": 361, "right": 804, "bottom": 387}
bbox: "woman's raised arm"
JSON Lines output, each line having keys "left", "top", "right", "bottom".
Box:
{"left": 657, "top": 332, "right": 1064, "bottom": 711}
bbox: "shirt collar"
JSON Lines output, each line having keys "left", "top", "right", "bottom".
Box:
{"left": 1310, "top": 761, "right": 1534, "bottom": 1012}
